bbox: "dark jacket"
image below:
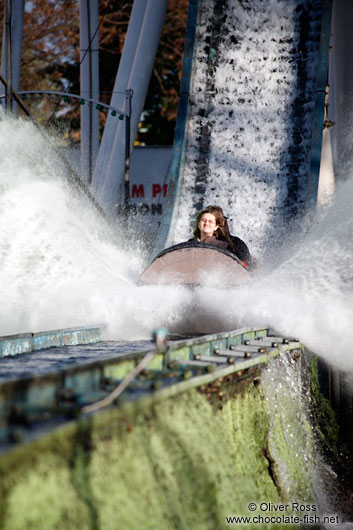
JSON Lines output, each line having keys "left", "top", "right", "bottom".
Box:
{"left": 188, "top": 235, "right": 253, "bottom": 268}
{"left": 229, "top": 235, "right": 252, "bottom": 267}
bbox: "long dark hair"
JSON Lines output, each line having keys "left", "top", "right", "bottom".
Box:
{"left": 193, "top": 206, "right": 235, "bottom": 250}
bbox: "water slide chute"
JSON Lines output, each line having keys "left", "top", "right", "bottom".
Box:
{"left": 153, "top": 0, "right": 333, "bottom": 258}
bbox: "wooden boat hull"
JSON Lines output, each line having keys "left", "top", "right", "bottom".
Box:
{"left": 138, "top": 243, "right": 250, "bottom": 334}
{"left": 138, "top": 242, "right": 249, "bottom": 289}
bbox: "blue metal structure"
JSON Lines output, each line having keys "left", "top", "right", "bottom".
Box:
{"left": 80, "top": 0, "right": 100, "bottom": 184}
{"left": 153, "top": 0, "right": 199, "bottom": 255}
{"left": 0, "top": 0, "right": 167, "bottom": 215}
{"left": 91, "top": 0, "right": 169, "bottom": 215}
{"left": 91, "top": 0, "right": 149, "bottom": 197}
{"left": 306, "top": 0, "right": 333, "bottom": 211}
{"left": 0, "top": 0, "right": 24, "bottom": 114}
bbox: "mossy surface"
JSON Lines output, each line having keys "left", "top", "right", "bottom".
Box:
{"left": 0, "top": 363, "right": 318, "bottom": 530}
{"left": 309, "top": 356, "right": 339, "bottom": 457}
{"left": 262, "top": 356, "right": 317, "bottom": 504}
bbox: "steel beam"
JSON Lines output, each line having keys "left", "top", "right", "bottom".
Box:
{"left": 306, "top": 0, "right": 333, "bottom": 211}
{"left": 92, "top": 0, "right": 169, "bottom": 216}
{"left": 91, "top": 0, "right": 148, "bottom": 195}
{"left": 0, "top": 0, "right": 25, "bottom": 114}
{"left": 80, "top": 0, "right": 100, "bottom": 183}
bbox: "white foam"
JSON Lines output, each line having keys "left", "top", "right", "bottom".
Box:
{"left": 174, "top": 0, "right": 321, "bottom": 260}
{"left": 0, "top": 0, "right": 352, "bottom": 375}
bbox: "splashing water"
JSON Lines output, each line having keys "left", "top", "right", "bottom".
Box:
{"left": 1, "top": 118, "right": 352, "bottom": 372}
{"left": 0, "top": 118, "right": 192, "bottom": 339}
{"left": 168, "top": 0, "right": 353, "bottom": 372}
{"left": 173, "top": 0, "right": 322, "bottom": 258}
{"left": 193, "top": 182, "right": 353, "bottom": 372}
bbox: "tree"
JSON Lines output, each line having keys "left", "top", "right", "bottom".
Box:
{"left": 97, "top": 0, "right": 189, "bottom": 145}
{"left": 0, "top": 0, "right": 189, "bottom": 145}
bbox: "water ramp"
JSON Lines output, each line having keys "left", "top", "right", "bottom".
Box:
{"left": 155, "top": 0, "right": 332, "bottom": 255}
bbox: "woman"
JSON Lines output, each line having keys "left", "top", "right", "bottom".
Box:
{"left": 191, "top": 206, "right": 253, "bottom": 268}
{"left": 204, "top": 205, "right": 253, "bottom": 267}
{"left": 190, "top": 207, "right": 234, "bottom": 250}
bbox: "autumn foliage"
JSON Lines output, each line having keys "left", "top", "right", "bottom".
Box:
{"left": 0, "top": 0, "right": 188, "bottom": 145}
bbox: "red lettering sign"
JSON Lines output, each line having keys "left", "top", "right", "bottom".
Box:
{"left": 152, "top": 183, "right": 168, "bottom": 198}
{"left": 131, "top": 184, "right": 144, "bottom": 198}
{"left": 152, "top": 184, "right": 161, "bottom": 198}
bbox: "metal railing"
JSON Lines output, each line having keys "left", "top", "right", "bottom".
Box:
{"left": 0, "top": 83, "right": 134, "bottom": 217}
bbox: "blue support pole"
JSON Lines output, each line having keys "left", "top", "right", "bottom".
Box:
{"left": 331, "top": 0, "right": 353, "bottom": 182}
{"left": 91, "top": 0, "right": 148, "bottom": 195}
{"left": 153, "top": 0, "right": 199, "bottom": 254}
{"left": 0, "top": 0, "right": 25, "bottom": 115}
{"left": 306, "top": 0, "right": 333, "bottom": 212}
{"left": 80, "top": 0, "right": 100, "bottom": 184}
{"left": 93, "top": 0, "right": 169, "bottom": 216}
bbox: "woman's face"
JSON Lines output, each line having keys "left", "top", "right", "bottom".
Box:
{"left": 199, "top": 213, "right": 217, "bottom": 239}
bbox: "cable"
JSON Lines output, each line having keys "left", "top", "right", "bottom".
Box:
{"left": 49, "top": 0, "right": 117, "bottom": 118}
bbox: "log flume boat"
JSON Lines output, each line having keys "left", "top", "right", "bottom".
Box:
{"left": 138, "top": 242, "right": 250, "bottom": 335}
{"left": 138, "top": 241, "right": 250, "bottom": 289}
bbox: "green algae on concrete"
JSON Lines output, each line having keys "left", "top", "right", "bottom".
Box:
{"left": 0, "top": 358, "right": 318, "bottom": 530}
{"left": 309, "top": 356, "right": 339, "bottom": 458}
{"left": 261, "top": 353, "right": 317, "bottom": 503}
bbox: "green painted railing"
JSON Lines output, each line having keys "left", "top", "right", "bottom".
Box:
{"left": 0, "top": 325, "right": 304, "bottom": 448}
{"left": 0, "top": 325, "right": 104, "bottom": 358}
